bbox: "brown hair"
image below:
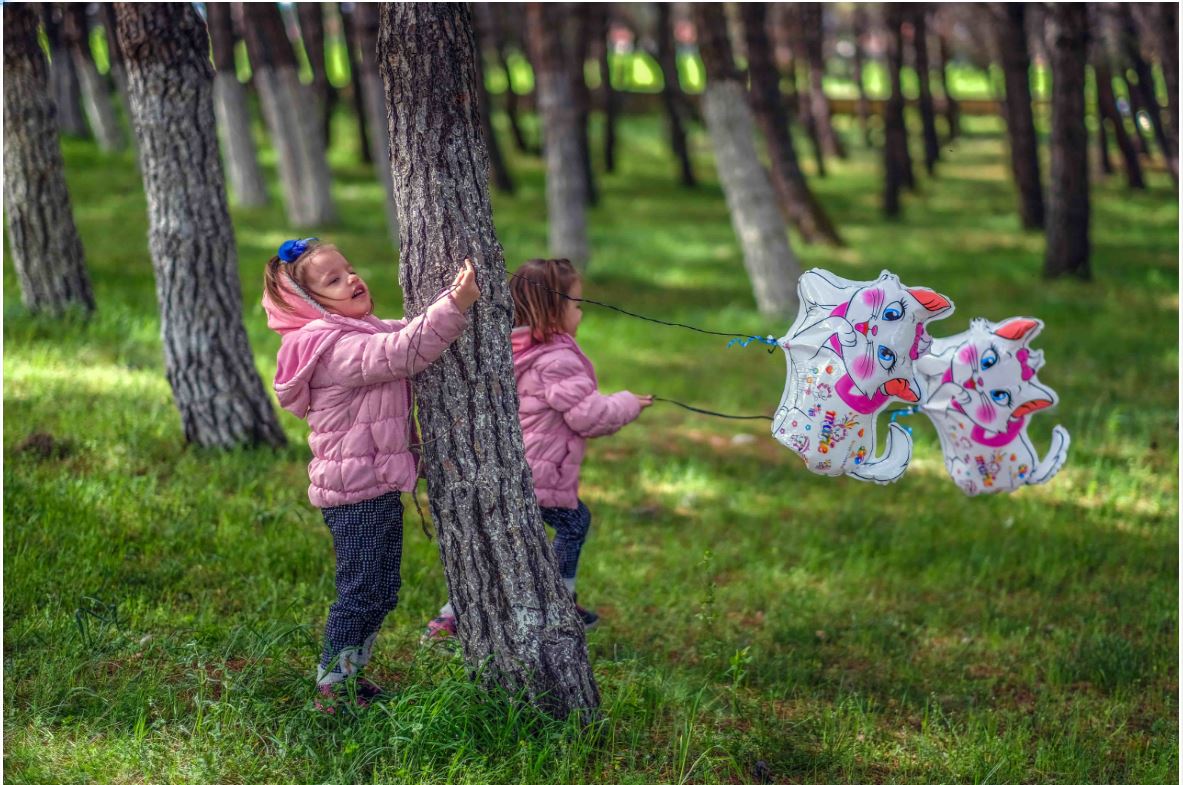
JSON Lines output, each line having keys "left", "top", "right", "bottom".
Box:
{"left": 263, "top": 240, "right": 335, "bottom": 312}
{"left": 510, "top": 258, "right": 581, "bottom": 341}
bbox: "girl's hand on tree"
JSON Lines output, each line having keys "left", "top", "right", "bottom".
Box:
{"left": 449, "top": 258, "right": 480, "bottom": 311}
{"left": 633, "top": 393, "right": 654, "bottom": 410}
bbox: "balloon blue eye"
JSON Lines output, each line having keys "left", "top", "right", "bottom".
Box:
{"left": 877, "top": 346, "right": 896, "bottom": 368}
{"left": 882, "top": 302, "right": 904, "bottom": 321}
{"left": 981, "top": 349, "right": 998, "bottom": 370}
{"left": 990, "top": 390, "right": 1011, "bottom": 405}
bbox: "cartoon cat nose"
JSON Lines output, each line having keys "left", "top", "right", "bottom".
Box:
{"left": 854, "top": 322, "right": 869, "bottom": 335}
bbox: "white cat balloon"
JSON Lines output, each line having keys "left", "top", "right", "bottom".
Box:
{"left": 772, "top": 269, "right": 954, "bottom": 484}
{"left": 915, "top": 317, "right": 1070, "bottom": 496}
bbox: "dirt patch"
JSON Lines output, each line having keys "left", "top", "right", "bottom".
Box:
{"left": 16, "top": 432, "right": 74, "bottom": 461}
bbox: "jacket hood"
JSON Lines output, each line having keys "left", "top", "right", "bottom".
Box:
{"left": 262, "top": 273, "right": 328, "bottom": 336}
{"left": 511, "top": 328, "right": 595, "bottom": 381}
{"left": 272, "top": 310, "right": 387, "bottom": 418}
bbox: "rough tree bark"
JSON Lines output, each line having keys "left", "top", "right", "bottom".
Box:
{"left": 339, "top": 2, "right": 373, "bottom": 165}
{"left": 1091, "top": 20, "right": 1145, "bottom": 189}
{"left": 883, "top": 3, "right": 911, "bottom": 217}
{"left": 739, "top": 2, "right": 841, "bottom": 246}
{"left": 114, "top": 2, "right": 287, "bottom": 448}
{"left": 911, "top": 6, "right": 940, "bottom": 175}
{"left": 694, "top": 3, "right": 799, "bottom": 317}
{"left": 799, "top": 3, "right": 845, "bottom": 160}
{"left": 1043, "top": 3, "right": 1091, "bottom": 279}
{"left": 526, "top": 2, "right": 590, "bottom": 268}
{"left": 41, "top": 3, "right": 90, "bottom": 138}
{"left": 3, "top": 3, "right": 95, "bottom": 316}
{"left": 207, "top": 2, "right": 269, "bottom": 207}
{"left": 241, "top": 2, "right": 337, "bottom": 227}
{"left": 62, "top": 3, "right": 124, "bottom": 152}
{"left": 352, "top": 2, "right": 400, "bottom": 246}
{"left": 852, "top": 4, "right": 873, "bottom": 146}
{"left": 992, "top": 3, "right": 1045, "bottom": 230}
{"left": 378, "top": 2, "right": 599, "bottom": 721}
{"left": 296, "top": 3, "right": 333, "bottom": 152}
{"left": 472, "top": 6, "right": 515, "bottom": 194}
{"left": 653, "top": 1, "right": 696, "bottom": 187}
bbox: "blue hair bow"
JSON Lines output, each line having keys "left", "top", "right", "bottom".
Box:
{"left": 277, "top": 237, "right": 318, "bottom": 263}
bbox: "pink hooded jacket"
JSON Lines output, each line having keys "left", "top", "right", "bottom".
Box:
{"left": 263, "top": 280, "right": 468, "bottom": 508}
{"left": 513, "top": 327, "right": 641, "bottom": 509}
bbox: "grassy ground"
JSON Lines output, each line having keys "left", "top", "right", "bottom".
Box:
{"left": 4, "top": 108, "right": 1177, "bottom": 784}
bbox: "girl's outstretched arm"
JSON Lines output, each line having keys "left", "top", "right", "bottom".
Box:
{"left": 538, "top": 354, "right": 643, "bottom": 438}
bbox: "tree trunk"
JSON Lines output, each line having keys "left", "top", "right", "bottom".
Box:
{"left": 1092, "top": 40, "right": 1145, "bottom": 188}
{"left": 739, "top": 2, "right": 841, "bottom": 247}
{"left": 1043, "top": 4, "right": 1091, "bottom": 279}
{"left": 207, "top": 2, "right": 269, "bottom": 207}
{"left": 62, "top": 3, "right": 124, "bottom": 151}
{"left": 114, "top": 2, "right": 287, "bottom": 448}
{"left": 339, "top": 2, "right": 373, "bottom": 165}
{"left": 378, "top": 2, "right": 599, "bottom": 722}
{"left": 800, "top": 3, "right": 845, "bottom": 159}
{"left": 1117, "top": 3, "right": 1176, "bottom": 182}
{"left": 591, "top": 5, "right": 619, "bottom": 174}
{"left": 3, "top": 3, "right": 95, "bottom": 316}
{"left": 352, "top": 2, "right": 400, "bottom": 246}
{"left": 883, "top": 3, "right": 910, "bottom": 217}
{"left": 296, "top": 3, "right": 333, "bottom": 152}
{"left": 694, "top": 3, "right": 800, "bottom": 317}
{"left": 99, "top": 2, "right": 136, "bottom": 145}
{"left": 852, "top": 4, "right": 873, "bottom": 146}
{"left": 572, "top": 5, "right": 599, "bottom": 206}
{"left": 472, "top": 6, "right": 515, "bottom": 194}
{"left": 933, "top": 9, "right": 960, "bottom": 141}
{"left": 654, "top": 2, "right": 696, "bottom": 187}
{"left": 992, "top": 3, "right": 1045, "bottom": 230}
{"left": 1152, "top": 3, "right": 1179, "bottom": 172}
{"left": 912, "top": 6, "right": 940, "bottom": 175}
{"left": 488, "top": 3, "right": 535, "bottom": 155}
{"left": 241, "top": 2, "right": 337, "bottom": 227}
{"left": 41, "top": 4, "right": 90, "bottom": 138}
{"left": 779, "top": 4, "right": 826, "bottom": 176}
{"left": 526, "top": 3, "right": 589, "bottom": 268}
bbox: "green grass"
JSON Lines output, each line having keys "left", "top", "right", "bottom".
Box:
{"left": 4, "top": 105, "right": 1177, "bottom": 784}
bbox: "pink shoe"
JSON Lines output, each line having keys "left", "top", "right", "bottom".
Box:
{"left": 421, "top": 614, "right": 458, "bottom": 647}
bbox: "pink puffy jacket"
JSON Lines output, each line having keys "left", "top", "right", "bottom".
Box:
{"left": 263, "top": 280, "right": 468, "bottom": 508}
{"left": 513, "top": 328, "right": 641, "bottom": 509}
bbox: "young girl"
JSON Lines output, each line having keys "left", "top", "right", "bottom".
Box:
{"left": 425, "top": 258, "right": 650, "bottom": 640}
{"left": 261, "top": 237, "right": 478, "bottom": 709}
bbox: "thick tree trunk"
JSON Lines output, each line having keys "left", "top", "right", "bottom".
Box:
{"left": 992, "top": 3, "right": 1045, "bottom": 230}
{"left": 378, "top": 2, "right": 599, "bottom": 721}
{"left": 41, "top": 4, "right": 90, "bottom": 138}
{"left": 852, "top": 4, "right": 873, "bottom": 147}
{"left": 912, "top": 7, "right": 940, "bottom": 175}
{"left": 241, "top": 2, "right": 336, "bottom": 227}
{"left": 654, "top": 2, "right": 696, "bottom": 187}
{"left": 591, "top": 5, "right": 619, "bottom": 174}
{"left": 1044, "top": 4, "right": 1091, "bottom": 279}
{"left": 883, "top": 3, "right": 910, "bottom": 217}
{"left": 1117, "top": 4, "right": 1176, "bottom": 182}
{"left": 779, "top": 4, "right": 826, "bottom": 177}
{"left": 352, "top": 2, "right": 400, "bottom": 246}
{"left": 800, "top": 3, "right": 845, "bottom": 160}
{"left": 472, "top": 8, "right": 515, "bottom": 194}
{"left": 3, "top": 4, "right": 95, "bottom": 316}
{"left": 339, "top": 2, "right": 373, "bottom": 165}
{"left": 572, "top": 5, "right": 599, "bottom": 206}
{"left": 62, "top": 3, "right": 124, "bottom": 151}
{"left": 1093, "top": 43, "right": 1145, "bottom": 189}
{"left": 694, "top": 3, "right": 799, "bottom": 317}
{"left": 739, "top": 2, "right": 841, "bottom": 246}
{"left": 207, "top": 2, "right": 269, "bottom": 207}
{"left": 296, "top": 3, "right": 333, "bottom": 152}
{"left": 933, "top": 9, "right": 960, "bottom": 141}
{"left": 114, "top": 2, "right": 286, "bottom": 448}
{"left": 526, "top": 3, "right": 589, "bottom": 268}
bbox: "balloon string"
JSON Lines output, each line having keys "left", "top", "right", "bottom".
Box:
{"left": 653, "top": 397, "right": 773, "bottom": 421}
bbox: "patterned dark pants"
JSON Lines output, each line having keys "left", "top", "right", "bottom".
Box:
{"left": 541, "top": 500, "right": 591, "bottom": 581}
{"left": 318, "top": 491, "right": 403, "bottom": 684}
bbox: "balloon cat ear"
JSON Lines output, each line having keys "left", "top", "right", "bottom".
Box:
{"left": 798, "top": 269, "right": 856, "bottom": 308}
{"left": 882, "top": 377, "right": 920, "bottom": 402}
{"left": 907, "top": 287, "right": 954, "bottom": 319}
{"left": 993, "top": 317, "right": 1043, "bottom": 343}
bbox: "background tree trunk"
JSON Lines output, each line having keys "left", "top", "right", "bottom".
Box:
{"left": 3, "top": 3, "right": 95, "bottom": 316}
{"left": 933, "top": 8, "right": 960, "bottom": 141}
{"left": 41, "top": 3, "right": 90, "bottom": 138}
{"left": 852, "top": 4, "right": 873, "bottom": 147}
{"left": 778, "top": 4, "right": 826, "bottom": 177}
{"left": 694, "top": 3, "right": 799, "bottom": 317}
{"left": 911, "top": 6, "right": 940, "bottom": 175}
{"left": 339, "top": 2, "right": 373, "bottom": 165}
{"left": 487, "top": 3, "right": 535, "bottom": 155}
{"left": 99, "top": 2, "right": 136, "bottom": 144}
{"left": 800, "top": 3, "right": 845, "bottom": 160}
{"left": 653, "top": 2, "right": 696, "bottom": 187}
{"left": 1151, "top": 3, "right": 1179, "bottom": 174}
{"left": 378, "top": 2, "right": 599, "bottom": 722}
{"left": 526, "top": 2, "right": 590, "bottom": 267}
{"left": 883, "top": 3, "right": 910, "bottom": 217}
{"left": 472, "top": 7, "right": 515, "bottom": 194}
{"left": 992, "top": 3, "right": 1045, "bottom": 230}
{"left": 591, "top": 5, "right": 619, "bottom": 175}
{"left": 241, "top": 2, "right": 337, "bottom": 227}
{"left": 1043, "top": 3, "right": 1091, "bottom": 279}
{"left": 62, "top": 3, "right": 124, "bottom": 151}
{"left": 572, "top": 5, "right": 599, "bottom": 207}
{"left": 115, "top": 2, "right": 286, "bottom": 448}
{"left": 739, "top": 2, "right": 841, "bottom": 246}
{"left": 1092, "top": 31, "right": 1145, "bottom": 189}
{"left": 352, "top": 2, "right": 400, "bottom": 246}
{"left": 296, "top": 3, "right": 333, "bottom": 152}
{"left": 207, "top": 2, "right": 269, "bottom": 207}
{"left": 1117, "top": 4, "right": 1176, "bottom": 182}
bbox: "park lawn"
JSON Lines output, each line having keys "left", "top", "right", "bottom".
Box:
{"left": 4, "top": 110, "right": 1177, "bottom": 784}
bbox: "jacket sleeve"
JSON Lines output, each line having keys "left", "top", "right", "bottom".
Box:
{"left": 319, "top": 295, "right": 469, "bottom": 386}
{"left": 537, "top": 353, "right": 642, "bottom": 438}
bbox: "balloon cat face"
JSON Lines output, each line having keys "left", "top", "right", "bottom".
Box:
{"left": 772, "top": 269, "right": 954, "bottom": 484}
{"left": 916, "top": 317, "right": 1070, "bottom": 496}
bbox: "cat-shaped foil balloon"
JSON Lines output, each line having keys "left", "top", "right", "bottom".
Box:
{"left": 915, "top": 317, "right": 1070, "bottom": 495}
{"left": 772, "top": 269, "right": 954, "bottom": 483}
